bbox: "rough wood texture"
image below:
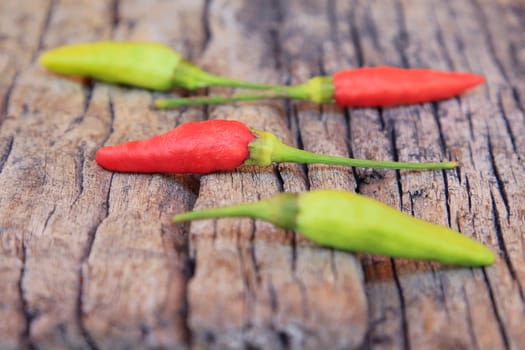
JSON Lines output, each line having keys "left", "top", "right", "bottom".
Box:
{"left": 0, "top": 0, "right": 523, "bottom": 349}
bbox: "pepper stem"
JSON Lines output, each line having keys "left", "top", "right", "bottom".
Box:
{"left": 155, "top": 76, "right": 335, "bottom": 108}
{"left": 154, "top": 91, "right": 287, "bottom": 108}
{"left": 245, "top": 130, "right": 458, "bottom": 170}
{"left": 273, "top": 143, "right": 458, "bottom": 170}
{"left": 171, "top": 60, "right": 286, "bottom": 91}
{"left": 172, "top": 193, "right": 299, "bottom": 231}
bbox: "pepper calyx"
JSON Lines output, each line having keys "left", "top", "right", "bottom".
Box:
{"left": 286, "top": 76, "right": 335, "bottom": 104}
{"left": 243, "top": 129, "right": 280, "bottom": 166}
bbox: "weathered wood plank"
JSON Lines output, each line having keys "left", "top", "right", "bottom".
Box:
{"left": 1, "top": 0, "right": 524, "bottom": 349}
{"left": 0, "top": 1, "right": 55, "bottom": 349}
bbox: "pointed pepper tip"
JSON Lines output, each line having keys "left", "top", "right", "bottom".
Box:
{"left": 38, "top": 50, "right": 52, "bottom": 68}
{"left": 94, "top": 146, "right": 116, "bottom": 171}
{"left": 171, "top": 215, "right": 185, "bottom": 224}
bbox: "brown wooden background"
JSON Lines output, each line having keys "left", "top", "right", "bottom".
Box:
{"left": 1, "top": 0, "right": 524, "bottom": 349}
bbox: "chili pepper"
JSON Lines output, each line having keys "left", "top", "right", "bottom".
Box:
{"left": 39, "top": 41, "right": 280, "bottom": 91}
{"left": 172, "top": 190, "right": 495, "bottom": 267}
{"left": 154, "top": 66, "right": 484, "bottom": 108}
{"left": 95, "top": 119, "right": 457, "bottom": 174}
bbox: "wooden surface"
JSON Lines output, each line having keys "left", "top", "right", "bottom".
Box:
{"left": 1, "top": 0, "right": 524, "bottom": 349}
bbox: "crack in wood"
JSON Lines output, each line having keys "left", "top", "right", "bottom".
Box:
{"left": 1, "top": 71, "right": 19, "bottom": 128}
{"left": 454, "top": 154, "right": 462, "bottom": 184}
{"left": 180, "top": 251, "right": 195, "bottom": 348}
{"left": 440, "top": 3, "right": 476, "bottom": 73}
{"left": 269, "top": 0, "right": 284, "bottom": 71}
{"left": 41, "top": 204, "right": 57, "bottom": 236}
{"left": 430, "top": 103, "right": 447, "bottom": 155}
{"left": 290, "top": 230, "right": 297, "bottom": 272}
{"left": 430, "top": 8, "right": 455, "bottom": 70}
{"left": 434, "top": 269, "right": 449, "bottom": 316}
{"left": 441, "top": 171, "right": 453, "bottom": 228}
{"left": 111, "top": 0, "right": 120, "bottom": 31}
{"left": 99, "top": 93, "right": 116, "bottom": 148}
{"left": 165, "top": 204, "right": 195, "bottom": 347}
{"left": 33, "top": 0, "right": 55, "bottom": 61}
{"left": 263, "top": 281, "right": 292, "bottom": 347}
{"left": 18, "top": 241, "right": 36, "bottom": 350}
{"left": 209, "top": 217, "right": 217, "bottom": 244}
{"left": 0, "top": 135, "right": 14, "bottom": 176}
{"left": 487, "top": 133, "right": 511, "bottom": 216}
{"left": 139, "top": 322, "right": 151, "bottom": 344}
{"left": 235, "top": 227, "right": 257, "bottom": 341}
{"left": 249, "top": 218, "right": 261, "bottom": 285}
{"left": 272, "top": 164, "right": 285, "bottom": 193}
{"left": 267, "top": 278, "right": 278, "bottom": 313}
{"left": 201, "top": 0, "right": 212, "bottom": 53}
{"left": 496, "top": 90, "right": 518, "bottom": 154}
{"left": 348, "top": 1, "right": 364, "bottom": 67}
{"left": 343, "top": 108, "right": 360, "bottom": 193}
{"left": 75, "top": 173, "right": 114, "bottom": 350}
{"left": 65, "top": 83, "right": 94, "bottom": 135}
{"left": 467, "top": 143, "right": 475, "bottom": 171}
{"left": 391, "top": 259, "right": 410, "bottom": 350}
{"left": 469, "top": 0, "right": 509, "bottom": 81}
{"left": 329, "top": 249, "right": 338, "bottom": 281}
{"left": 489, "top": 192, "right": 524, "bottom": 302}
{"left": 510, "top": 87, "right": 525, "bottom": 129}
{"left": 326, "top": 0, "right": 339, "bottom": 47}
{"left": 292, "top": 272, "right": 310, "bottom": 321}
{"left": 343, "top": 109, "right": 354, "bottom": 158}
{"left": 407, "top": 191, "right": 416, "bottom": 217}
{"left": 378, "top": 107, "right": 386, "bottom": 132}
{"left": 292, "top": 106, "right": 310, "bottom": 191}
{"left": 462, "top": 284, "right": 480, "bottom": 350}
{"left": 393, "top": 0, "right": 410, "bottom": 68}
{"left": 360, "top": 2, "right": 380, "bottom": 53}
{"left": 465, "top": 175, "right": 473, "bottom": 213}
{"left": 70, "top": 143, "right": 86, "bottom": 210}
{"left": 389, "top": 125, "right": 404, "bottom": 210}
{"left": 482, "top": 269, "right": 510, "bottom": 350}
{"left": 76, "top": 271, "right": 100, "bottom": 350}
{"left": 465, "top": 108, "right": 476, "bottom": 142}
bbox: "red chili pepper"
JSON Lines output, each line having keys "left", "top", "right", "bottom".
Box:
{"left": 95, "top": 119, "right": 457, "bottom": 174}
{"left": 332, "top": 66, "right": 484, "bottom": 107}
{"left": 154, "top": 66, "right": 484, "bottom": 108}
{"left": 96, "top": 120, "right": 255, "bottom": 174}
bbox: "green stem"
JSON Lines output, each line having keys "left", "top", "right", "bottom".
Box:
{"left": 156, "top": 76, "right": 335, "bottom": 108}
{"left": 273, "top": 142, "right": 458, "bottom": 170}
{"left": 172, "top": 193, "right": 298, "bottom": 230}
{"left": 171, "top": 60, "right": 288, "bottom": 91}
{"left": 172, "top": 201, "right": 263, "bottom": 222}
{"left": 199, "top": 74, "right": 287, "bottom": 90}
{"left": 154, "top": 91, "right": 289, "bottom": 108}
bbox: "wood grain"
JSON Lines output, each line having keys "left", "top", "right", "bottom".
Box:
{"left": 0, "top": 0, "right": 524, "bottom": 349}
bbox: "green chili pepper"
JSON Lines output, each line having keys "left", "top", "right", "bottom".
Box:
{"left": 39, "top": 41, "right": 281, "bottom": 91}
{"left": 172, "top": 190, "right": 495, "bottom": 267}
